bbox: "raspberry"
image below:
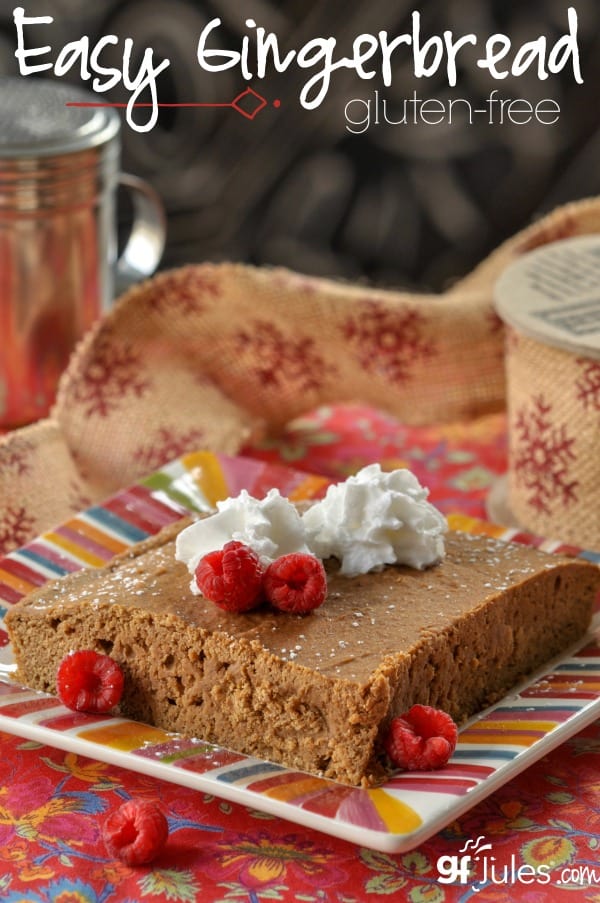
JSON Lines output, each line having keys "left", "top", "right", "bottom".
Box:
{"left": 56, "top": 650, "right": 124, "bottom": 713}
{"left": 384, "top": 704, "right": 458, "bottom": 771}
{"left": 103, "top": 799, "right": 168, "bottom": 865}
{"left": 195, "top": 540, "right": 264, "bottom": 612}
{"left": 263, "top": 553, "right": 327, "bottom": 614}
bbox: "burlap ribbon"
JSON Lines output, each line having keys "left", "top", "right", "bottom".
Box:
{"left": 2, "top": 195, "right": 600, "bottom": 555}
{"left": 506, "top": 330, "right": 600, "bottom": 549}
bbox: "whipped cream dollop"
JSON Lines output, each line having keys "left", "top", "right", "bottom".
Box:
{"left": 175, "top": 488, "right": 311, "bottom": 594}
{"left": 176, "top": 465, "right": 447, "bottom": 590}
{"left": 302, "top": 463, "right": 447, "bottom": 577}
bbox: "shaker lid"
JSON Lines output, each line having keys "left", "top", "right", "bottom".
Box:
{"left": 0, "top": 77, "right": 120, "bottom": 158}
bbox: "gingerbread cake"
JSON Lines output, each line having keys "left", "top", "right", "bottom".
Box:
{"left": 5, "top": 521, "right": 599, "bottom": 786}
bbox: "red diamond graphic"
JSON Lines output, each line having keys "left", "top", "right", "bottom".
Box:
{"left": 231, "top": 87, "right": 268, "bottom": 120}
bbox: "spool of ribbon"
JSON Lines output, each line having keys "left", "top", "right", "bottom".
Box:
{"left": 495, "top": 236, "right": 600, "bottom": 550}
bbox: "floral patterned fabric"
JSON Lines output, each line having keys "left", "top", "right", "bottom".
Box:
{"left": 1, "top": 404, "right": 599, "bottom": 902}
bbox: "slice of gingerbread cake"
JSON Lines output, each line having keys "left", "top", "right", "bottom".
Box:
{"left": 5, "top": 466, "right": 599, "bottom": 787}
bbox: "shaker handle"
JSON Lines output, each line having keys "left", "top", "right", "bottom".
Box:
{"left": 114, "top": 173, "right": 166, "bottom": 296}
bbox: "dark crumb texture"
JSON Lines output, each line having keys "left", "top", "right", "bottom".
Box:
{"left": 5, "top": 523, "right": 600, "bottom": 787}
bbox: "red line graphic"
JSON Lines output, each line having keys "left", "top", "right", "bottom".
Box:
{"left": 66, "top": 86, "right": 278, "bottom": 121}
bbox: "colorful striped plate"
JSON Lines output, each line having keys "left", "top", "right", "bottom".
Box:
{"left": 0, "top": 451, "right": 598, "bottom": 853}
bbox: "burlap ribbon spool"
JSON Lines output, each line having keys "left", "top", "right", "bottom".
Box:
{"left": 3, "top": 195, "right": 600, "bottom": 555}
{"left": 495, "top": 236, "right": 600, "bottom": 551}
{"left": 506, "top": 333, "right": 599, "bottom": 549}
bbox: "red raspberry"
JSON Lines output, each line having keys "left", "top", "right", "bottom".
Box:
{"left": 56, "top": 650, "right": 124, "bottom": 713}
{"left": 103, "top": 799, "right": 168, "bottom": 865}
{"left": 195, "top": 540, "right": 264, "bottom": 612}
{"left": 384, "top": 704, "right": 458, "bottom": 771}
{"left": 264, "top": 553, "right": 327, "bottom": 614}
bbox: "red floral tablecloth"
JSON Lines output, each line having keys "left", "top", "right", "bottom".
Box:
{"left": 1, "top": 405, "right": 599, "bottom": 903}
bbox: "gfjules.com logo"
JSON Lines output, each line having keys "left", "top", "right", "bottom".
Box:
{"left": 436, "top": 836, "right": 600, "bottom": 892}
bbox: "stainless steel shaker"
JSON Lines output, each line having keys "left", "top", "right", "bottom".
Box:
{"left": 0, "top": 77, "right": 165, "bottom": 427}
